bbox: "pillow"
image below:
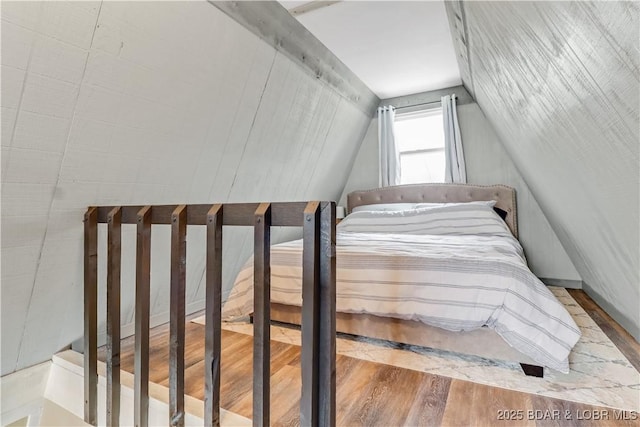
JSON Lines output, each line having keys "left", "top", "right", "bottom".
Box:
{"left": 340, "top": 203, "right": 512, "bottom": 237}
{"left": 413, "top": 201, "right": 508, "bottom": 222}
{"left": 352, "top": 201, "right": 498, "bottom": 213}
{"left": 351, "top": 203, "right": 418, "bottom": 213}
{"left": 414, "top": 200, "right": 497, "bottom": 209}
{"left": 409, "top": 202, "right": 446, "bottom": 209}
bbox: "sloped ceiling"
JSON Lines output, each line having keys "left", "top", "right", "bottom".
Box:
{"left": 446, "top": 2, "right": 639, "bottom": 338}
{"left": 280, "top": 0, "right": 461, "bottom": 98}
{"left": 1, "top": 1, "right": 372, "bottom": 375}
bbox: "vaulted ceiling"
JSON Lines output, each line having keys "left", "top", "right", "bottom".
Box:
{"left": 280, "top": 1, "right": 461, "bottom": 98}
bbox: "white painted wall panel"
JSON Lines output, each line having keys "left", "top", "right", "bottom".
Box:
{"left": 308, "top": 99, "right": 370, "bottom": 197}
{"left": 1, "top": 1, "right": 42, "bottom": 40}
{"left": 1, "top": 1, "right": 371, "bottom": 374}
{"left": 12, "top": 111, "right": 71, "bottom": 152}
{"left": 38, "top": 1, "right": 101, "bottom": 49}
{"left": 4, "top": 148, "right": 62, "bottom": 185}
{"left": 1, "top": 21, "right": 36, "bottom": 70}
{"left": 453, "top": 1, "right": 639, "bottom": 338}
{"left": 1, "top": 273, "right": 36, "bottom": 377}
{"left": 1, "top": 66, "right": 26, "bottom": 110}
{"left": 29, "top": 35, "right": 88, "bottom": 84}
{"left": 289, "top": 91, "right": 342, "bottom": 198}
{"left": 1, "top": 111, "right": 17, "bottom": 150}
{"left": 339, "top": 118, "right": 378, "bottom": 206}
{"left": 458, "top": 103, "right": 580, "bottom": 281}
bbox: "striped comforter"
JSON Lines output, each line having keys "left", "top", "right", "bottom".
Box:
{"left": 222, "top": 204, "right": 581, "bottom": 373}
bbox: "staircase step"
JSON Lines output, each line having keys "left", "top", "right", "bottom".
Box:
{"left": 48, "top": 350, "right": 250, "bottom": 426}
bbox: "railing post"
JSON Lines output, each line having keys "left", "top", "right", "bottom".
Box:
{"left": 205, "top": 204, "right": 223, "bottom": 427}
{"left": 84, "top": 207, "right": 98, "bottom": 425}
{"left": 318, "top": 202, "right": 336, "bottom": 427}
{"left": 253, "top": 203, "right": 272, "bottom": 427}
{"left": 107, "top": 207, "right": 122, "bottom": 426}
{"left": 301, "top": 202, "right": 321, "bottom": 426}
{"left": 85, "top": 201, "right": 336, "bottom": 426}
{"left": 135, "top": 206, "right": 152, "bottom": 427}
{"left": 170, "top": 205, "right": 187, "bottom": 427}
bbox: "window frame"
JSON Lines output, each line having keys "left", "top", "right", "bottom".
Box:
{"left": 394, "top": 105, "right": 445, "bottom": 184}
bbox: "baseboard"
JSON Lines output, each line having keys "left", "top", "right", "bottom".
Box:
{"left": 539, "top": 278, "right": 582, "bottom": 289}
{"left": 72, "top": 300, "right": 206, "bottom": 352}
{"left": 583, "top": 281, "right": 640, "bottom": 342}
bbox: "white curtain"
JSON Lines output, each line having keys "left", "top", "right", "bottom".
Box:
{"left": 442, "top": 94, "right": 466, "bottom": 183}
{"left": 378, "top": 106, "right": 401, "bottom": 187}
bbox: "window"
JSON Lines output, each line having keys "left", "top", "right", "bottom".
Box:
{"left": 394, "top": 108, "right": 445, "bottom": 184}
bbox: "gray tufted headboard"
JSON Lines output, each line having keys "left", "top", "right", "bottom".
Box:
{"left": 347, "top": 183, "right": 518, "bottom": 238}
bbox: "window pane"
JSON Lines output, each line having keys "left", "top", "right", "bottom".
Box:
{"left": 395, "top": 109, "right": 444, "bottom": 152}
{"left": 400, "top": 150, "right": 445, "bottom": 184}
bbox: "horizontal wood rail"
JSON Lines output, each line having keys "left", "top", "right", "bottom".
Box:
{"left": 84, "top": 202, "right": 336, "bottom": 427}
{"left": 93, "top": 202, "right": 312, "bottom": 226}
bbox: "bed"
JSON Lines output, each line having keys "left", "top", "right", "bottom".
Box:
{"left": 222, "top": 184, "right": 581, "bottom": 376}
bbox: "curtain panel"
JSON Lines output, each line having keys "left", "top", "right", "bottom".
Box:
{"left": 442, "top": 95, "right": 467, "bottom": 183}
{"left": 378, "top": 106, "right": 401, "bottom": 187}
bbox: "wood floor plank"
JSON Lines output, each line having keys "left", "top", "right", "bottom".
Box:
{"left": 441, "top": 378, "right": 477, "bottom": 426}
{"left": 269, "top": 364, "right": 301, "bottom": 425}
{"left": 475, "top": 381, "right": 535, "bottom": 427}
{"left": 531, "top": 395, "right": 638, "bottom": 427}
{"left": 219, "top": 333, "right": 255, "bottom": 417}
{"left": 335, "top": 358, "right": 382, "bottom": 426}
{"left": 101, "top": 325, "right": 638, "bottom": 426}
{"left": 341, "top": 365, "right": 404, "bottom": 426}
{"left": 568, "top": 289, "right": 640, "bottom": 372}
{"left": 98, "top": 287, "right": 640, "bottom": 427}
{"left": 404, "top": 374, "right": 451, "bottom": 426}
{"left": 276, "top": 354, "right": 358, "bottom": 427}
{"left": 443, "top": 380, "right": 536, "bottom": 427}
{"left": 349, "top": 366, "right": 428, "bottom": 426}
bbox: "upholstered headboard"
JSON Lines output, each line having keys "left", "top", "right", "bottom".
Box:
{"left": 347, "top": 183, "right": 518, "bottom": 238}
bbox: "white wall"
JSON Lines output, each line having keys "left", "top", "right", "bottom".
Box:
{"left": 447, "top": 1, "right": 639, "bottom": 339}
{"left": 339, "top": 102, "right": 580, "bottom": 281}
{"left": 459, "top": 103, "right": 580, "bottom": 282}
{"left": 1, "top": 1, "right": 372, "bottom": 375}
{"left": 339, "top": 118, "right": 378, "bottom": 206}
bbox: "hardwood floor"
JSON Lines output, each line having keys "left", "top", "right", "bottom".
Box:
{"left": 567, "top": 289, "right": 640, "bottom": 372}
{"left": 100, "top": 290, "right": 639, "bottom": 426}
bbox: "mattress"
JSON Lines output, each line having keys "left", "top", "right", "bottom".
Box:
{"left": 222, "top": 203, "right": 581, "bottom": 373}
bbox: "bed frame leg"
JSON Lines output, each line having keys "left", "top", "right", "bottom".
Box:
{"left": 249, "top": 314, "right": 254, "bottom": 324}
{"left": 520, "top": 363, "right": 543, "bottom": 377}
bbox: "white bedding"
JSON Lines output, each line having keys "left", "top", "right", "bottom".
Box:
{"left": 222, "top": 204, "right": 581, "bottom": 373}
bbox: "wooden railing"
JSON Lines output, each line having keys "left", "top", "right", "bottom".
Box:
{"left": 83, "top": 202, "right": 336, "bottom": 427}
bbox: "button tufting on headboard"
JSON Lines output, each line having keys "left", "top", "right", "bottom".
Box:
{"left": 347, "top": 184, "right": 519, "bottom": 239}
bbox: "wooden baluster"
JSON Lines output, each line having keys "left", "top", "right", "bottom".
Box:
{"left": 319, "top": 202, "right": 336, "bottom": 427}
{"left": 84, "top": 207, "right": 98, "bottom": 425}
{"left": 205, "top": 204, "right": 223, "bottom": 427}
{"left": 301, "top": 202, "right": 321, "bottom": 426}
{"left": 86, "top": 201, "right": 336, "bottom": 426}
{"left": 107, "top": 207, "right": 122, "bottom": 426}
{"left": 135, "top": 206, "right": 152, "bottom": 427}
{"left": 253, "top": 203, "right": 271, "bottom": 427}
{"left": 170, "top": 205, "right": 187, "bottom": 427}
